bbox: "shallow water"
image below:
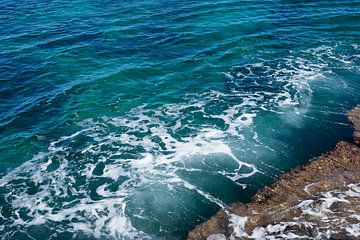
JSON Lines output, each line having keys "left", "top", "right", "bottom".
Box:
{"left": 0, "top": 0, "right": 359, "bottom": 239}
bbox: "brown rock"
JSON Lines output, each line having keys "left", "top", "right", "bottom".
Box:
{"left": 348, "top": 105, "right": 360, "bottom": 144}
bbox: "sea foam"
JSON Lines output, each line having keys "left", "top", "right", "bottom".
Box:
{"left": 1, "top": 44, "right": 358, "bottom": 239}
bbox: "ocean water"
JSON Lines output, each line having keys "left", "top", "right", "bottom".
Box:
{"left": 0, "top": 0, "right": 359, "bottom": 239}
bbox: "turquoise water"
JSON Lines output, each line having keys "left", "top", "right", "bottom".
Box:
{"left": 0, "top": 0, "right": 359, "bottom": 239}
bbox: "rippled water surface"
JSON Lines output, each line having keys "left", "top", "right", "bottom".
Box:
{"left": 0, "top": 0, "right": 360, "bottom": 239}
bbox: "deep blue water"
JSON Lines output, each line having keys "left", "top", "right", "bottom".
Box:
{"left": 0, "top": 0, "right": 359, "bottom": 239}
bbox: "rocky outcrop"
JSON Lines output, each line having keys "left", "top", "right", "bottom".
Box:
{"left": 348, "top": 106, "right": 360, "bottom": 144}
{"left": 188, "top": 106, "right": 360, "bottom": 240}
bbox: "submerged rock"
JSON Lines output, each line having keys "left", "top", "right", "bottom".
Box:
{"left": 188, "top": 106, "right": 360, "bottom": 240}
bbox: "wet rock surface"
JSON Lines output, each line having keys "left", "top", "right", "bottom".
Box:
{"left": 348, "top": 107, "right": 360, "bottom": 145}
{"left": 188, "top": 106, "right": 360, "bottom": 240}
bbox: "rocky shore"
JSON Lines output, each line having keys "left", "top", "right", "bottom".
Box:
{"left": 188, "top": 106, "right": 360, "bottom": 240}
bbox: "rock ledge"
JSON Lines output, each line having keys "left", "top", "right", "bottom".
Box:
{"left": 188, "top": 106, "right": 360, "bottom": 240}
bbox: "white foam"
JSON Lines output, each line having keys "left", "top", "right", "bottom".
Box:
{"left": 207, "top": 233, "right": 227, "bottom": 240}
{"left": 2, "top": 44, "right": 353, "bottom": 238}
{"left": 229, "top": 214, "right": 249, "bottom": 238}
